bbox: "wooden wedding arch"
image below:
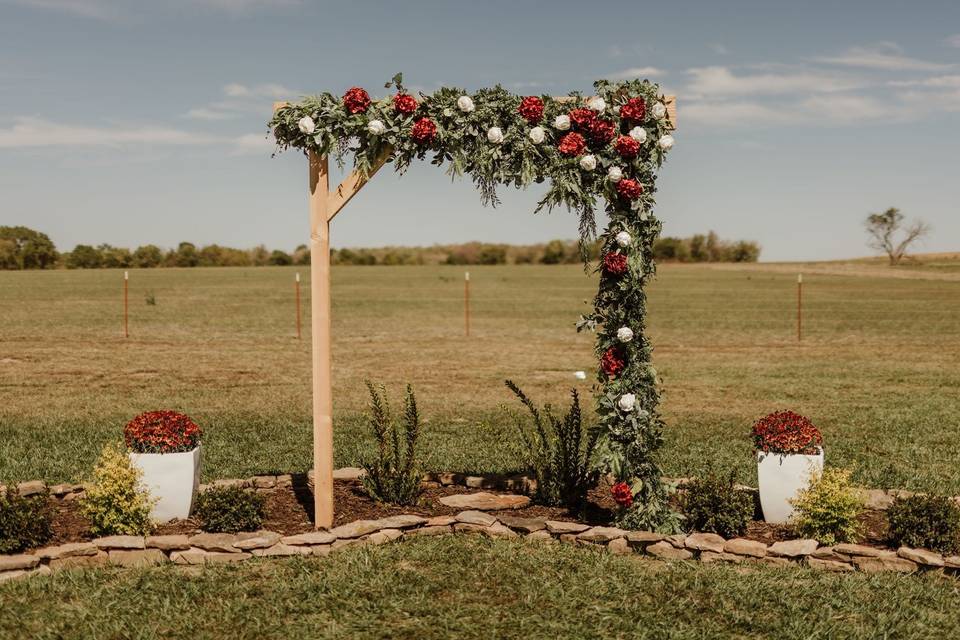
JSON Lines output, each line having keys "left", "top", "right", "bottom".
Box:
{"left": 273, "top": 94, "right": 676, "bottom": 529}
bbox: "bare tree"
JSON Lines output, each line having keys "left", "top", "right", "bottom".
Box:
{"left": 864, "top": 208, "right": 930, "bottom": 265}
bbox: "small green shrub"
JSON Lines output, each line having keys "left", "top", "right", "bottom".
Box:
{"left": 0, "top": 490, "right": 53, "bottom": 553}
{"left": 887, "top": 494, "right": 960, "bottom": 554}
{"left": 679, "top": 470, "right": 753, "bottom": 538}
{"left": 505, "top": 381, "right": 599, "bottom": 511}
{"left": 80, "top": 442, "right": 155, "bottom": 536}
{"left": 361, "top": 382, "right": 423, "bottom": 506}
{"left": 790, "top": 467, "right": 863, "bottom": 545}
{"left": 193, "top": 486, "right": 265, "bottom": 533}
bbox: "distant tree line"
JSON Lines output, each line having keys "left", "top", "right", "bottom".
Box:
{"left": 0, "top": 226, "right": 759, "bottom": 270}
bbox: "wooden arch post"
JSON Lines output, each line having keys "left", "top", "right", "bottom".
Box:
{"left": 275, "top": 95, "right": 675, "bottom": 530}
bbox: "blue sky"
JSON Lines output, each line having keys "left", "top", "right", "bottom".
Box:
{"left": 1, "top": 0, "right": 958, "bottom": 261}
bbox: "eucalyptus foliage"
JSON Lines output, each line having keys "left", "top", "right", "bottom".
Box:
{"left": 270, "top": 74, "right": 676, "bottom": 530}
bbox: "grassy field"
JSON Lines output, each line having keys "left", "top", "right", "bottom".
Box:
{"left": 1, "top": 263, "right": 959, "bottom": 493}
{"left": 2, "top": 536, "right": 960, "bottom": 639}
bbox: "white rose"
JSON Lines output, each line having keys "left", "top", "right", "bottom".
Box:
{"left": 629, "top": 126, "right": 647, "bottom": 143}
{"left": 607, "top": 166, "right": 623, "bottom": 183}
{"left": 615, "top": 231, "right": 632, "bottom": 247}
{"left": 617, "top": 393, "right": 637, "bottom": 412}
{"left": 457, "top": 95, "right": 475, "bottom": 113}
{"left": 554, "top": 114, "right": 571, "bottom": 130}
{"left": 652, "top": 102, "right": 667, "bottom": 119}
{"left": 617, "top": 326, "right": 634, "bottom": 343}
{"left": 487, "top": 126, "right": 504, "bottom": 144}
{"left": 658, "top": 134, "right": 674, "bottom": 150}
{"left": 529, "top": 126, "right": 546, "bottom": 144}
{"left": 367, "top": 119, "right": 385, "bottom": 135}
{"left": 297, "top": 116, "right": 316, "bottom": 135}
{"left": 579, "top": 154, "right": 597, "bottom": 171}
{"left": 586, "top": 96, "right": 606, "bottom": 112}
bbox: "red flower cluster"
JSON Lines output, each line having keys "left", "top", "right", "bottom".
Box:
{"left": 613, "top": 135, "right": 641, "bottom": 159}
{"left": 410, "top": 117, "right": 436, "bottom": 144}
{"left": 568, "top": 108, "right": 596, "bottom": 130}
{"left": 557, "top": 132, "right": 586, "bottom": 157}
{"left": 393, "top": 93, "right": 418, "bottom": 114}
{"left": 616, "top": 178, "right": 643, "bottom": 200}
{"left": 518, "top": 96, "right": 544, "bottom": 123}
{"left": 602, "top": 252, "right": 629, "bottom": 275}
{"left": 124, "top": 410, "right": 202, "bottom": 454}
{"left": 343, "top": 87, "right": 371, "bottom": 114}
{"left": 601, "top": 346, "right": 627, "bottom": 377}
{"left": 587, "top": 118, "right": 617, "bottom": 146}
{"left": 611, "top": 481, "right": 633, "bottom": 508}
{"left": 620, "top": 97, "right": 647, "bottom": 122}
{"left": 752, "top": 410, "right": 823, "bottom": 455}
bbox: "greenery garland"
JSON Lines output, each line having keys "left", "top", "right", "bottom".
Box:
{"left": 269, "top": 73, "right": 678, "bottom": 531}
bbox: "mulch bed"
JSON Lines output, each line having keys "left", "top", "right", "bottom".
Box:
{"left": 43, "top": 477, "right": 891, "bottom": 549}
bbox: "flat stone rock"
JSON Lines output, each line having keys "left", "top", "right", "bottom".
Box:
{"left": 171, "top": 549, "right": 250, "bottom": 565}
{"left": 438, "top": 492, "right": 530, "bottom": 511}
{"left": 108, "top": 549, "right": 168, "bottom": 568}
{"left": 280, "top": 531, "right": 336, "bottom": 546}
{"left": 856, "top": 488, "right": 895, "bottom": 510}
{"left": 16, "top": 480, "right": 45, "bottom": 497}
{"left": 453, "top": 522, "right": 488, "bottom": 535}
{"left": 234, "top": 531, "right": 283, "bottom": 550}
{"left": 368, "top": 529, "right": 404, "bottom": 545}
{"left": 93, "top": 535, "right": 146, "bottom": 550}
{"left": 626, "top": 531, "right": 666, "bottom": 547}
{"left": 769, "top": 539, "right": 819, "bottom": 558}
{"left": 807, "top": 557, "right": 854, "bottom": 572}
{"left": 526, "top": 530, "right": 556, "bottom": 543}
{"left": 578, "top": 527, "right": 627, "bottom": 543}
{"left": 312, "top": 545, "right": 332, "bottom": 557}
{"left": 49, "top": 483, "right": 73, "bottom": 497}
{"left": 832, "top": 543, "right": 888, "bottom": 558}
{"left": 761, "top": 556, "right": 791, "bottom": 566}
{"left": 944, "top": 555, "right": 960, "bottom": 569}
{"left": 426, "top": 516, "right": 456, "bottom": 526}
{"left": 146, "top": 535, "right": 191, "bottom": 551}
{"left": 0, "top": 554, "right": 40, "bottom": 571}
{"left": 811, "top": 547, "right": 850, "bottom": 562}
{"left": 898, "top": 547, "right": 944, "bottom": 567}
{"left": 332, "top": 467, "right": 365, "bottom": 481}
{"left": 545, "top": 520, "right": 590, "bottom": 535}
{"left": 188, "top": 533, "right": 240, "bottom": 553}
{"left": 607, "top": 538, "right": 632, "bottom": 555}
{"left": 699, "top": 551, "right": 743, "bottom": 564}
{"left": 455, "top": 510, "right": 498, "bottom": 526}
{"left": 853, "top": 556, "right": 917, "bottom": 573}
{"left": 331, "top": 537, "right": 368, "bottom": 552}
{"left": 646, "top": 541, "right": 693, "bottom": 561}
{"left": 212, "top": 478, "right": 249, "bottom": 489}
{"left": 665, "top": 534, "right": 688, "bottom": 549}
{"left": 483, "top": 523, "right": 520, "bottom": 539}
{"left": 685, "top": 532, "right": 726, "bottom": 553}
{"left": 497, "top": 515, "right": 546, "bottom": 533}
{"left": 49, "top": 552, "right": 109, "bottom": 571}
{"left": 252, "top": 476, "right": 276, "bottom": 489}
{"left": 251, "top": 544, "right": 311, "bottom": 557}
{"left": 724, "top": 538, "right": 767, "bottom": 558}
{"left": 36, "top": 542, "right": 98, "bottom": 560}
{"left": 406, "top": 525, "right": 451, "bottom": 537}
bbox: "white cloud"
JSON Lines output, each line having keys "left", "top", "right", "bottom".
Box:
{"left": 889, "top": 75, "right": 960, "bottom": 88}
{"left": 232, "top": 132, "right": 274, "bottom": 155}
{"left": 685, "top": 66, "right": 864, "bottom": 97}
{"left": 607, "top": 67, "right": 665, "bottom": 81}
{"left": 186, "top": 83, "right": 298, "bottom": 120}
{"left": 946, "top": 34, "right": 960, "bottom": 48}
{"left": 6, "top": 0, "right": 124, "bottom": 21}
{"left": 812, "top": 43, "right": 953, "bottom": 71}
{"left": 681, "top": 101, "right": 802, "bottom": 127}
{"left": 0, "top": 117, "right": 222, "bottom": 148}
{"left": 709, "top": 43, "right": 729, "bottom": 55}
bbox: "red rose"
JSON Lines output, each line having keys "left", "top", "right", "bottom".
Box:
{"left": 393, "top": 93, "right": 418, "bottom": 114}
{"left": 518, "top": 96, "right": 544, "bottom": 123}
{"left": 616, "top": 178, "right": 643, "bottom": 200}
{"left": 410, "top": 117, "right": 436, "bottom": 144}
{"left": 603, "top": 252, "right": 629, "bottom": 275}
{"left": 620, "top": 97, "right": 646, "bottom": 122}
{"left": 557, "top": 132, "right": 586, "bottom": 157}
{"left": 569, "top": 108, "right": 596, "bottom": 130}
{"left": 343, "top": 87, "right": 371, "bottom": 114}
{"left": 611, "top": 481, "right": 633, "bottom": 508}
{"left": 601, "top": 346, "right": 626, "bottom": 377}
{"left": 587, "top": 118, "right": 617, "bottom": 146}
{"left": 614, "top": 135, "right": 641, "bottom": 159}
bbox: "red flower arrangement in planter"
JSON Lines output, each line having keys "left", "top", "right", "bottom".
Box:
{"left": 611, "top": 481, "right": 633, "bottom": 508}
{"left": 124, "top": 410, "right": 202, "bottom": 454}
{"left": 518, "top": 96, "right": 544, "bottom": 123}
{"left": 601, "top": 346, "right": 627, "bottom": 378}
{"left": 342, "top": 87, "right": 371, "bottom": 114}
{"left": 752, "top": 410, "right": 822, "bottom": 455}
{"left": 602, "top": 252, "right": 629, "bottom": 275}
{"left": 410, "top": 118, "right": 437, "bottom": 144}
{"left": 393, "top": 93, "right": 418, "bottom": 115}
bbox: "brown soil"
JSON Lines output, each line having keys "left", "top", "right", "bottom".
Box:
{"left": 36, "top": 479, "right": 892, "bottom": 551}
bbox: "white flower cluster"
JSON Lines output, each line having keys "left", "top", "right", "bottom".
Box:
{"left": 457, "top": 95, "right": 475, "bottom": 112}
{"left": 579, "top": 154, "right": 597, "bottom": 171}
{"left": 618, "top": 393, "right": 637, "bottom": 412}
{"left": 553, "top": 114, "right": 570, "bottom": 130}
{"left": 367, "top": 119, "right": 385, "bottom": 135}
{"left": 487, "top": 127, "right": 504, "bottom": 144}
{"left": 617, "top": 326, "right": 634, "bottom": 342}
{"left": 298, "top": 116, "right": 316, "bottom": 135}
{"left": 529, "top": 126, "right": 545, "bottom": 144}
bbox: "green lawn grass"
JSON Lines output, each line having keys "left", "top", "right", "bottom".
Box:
{"left": 1, "top": 264, "right": 959, "bottom": 493}
{"left": 2, "top": 536, "right": 959, "bottom": 640}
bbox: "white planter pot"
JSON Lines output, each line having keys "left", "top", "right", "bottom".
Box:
{"left": 129, "top": 446, "right": 201, "bottom": 523}
{"left": 756, "top": 450, "right": 823, "bottom": 524}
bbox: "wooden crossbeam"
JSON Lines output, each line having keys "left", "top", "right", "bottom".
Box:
{"left": 327, "top": 146, "right": 393, "bottom": 222}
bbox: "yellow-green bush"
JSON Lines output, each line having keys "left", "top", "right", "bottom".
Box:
{"left": 790, "top": 467, "right": 863, "bottom": 545}
{"left": 80, "top": 442, "right": 155, "bottom": 536}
